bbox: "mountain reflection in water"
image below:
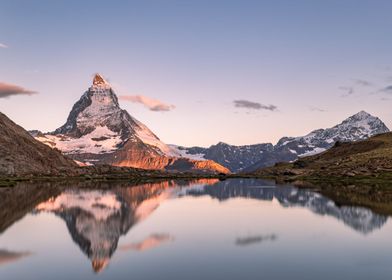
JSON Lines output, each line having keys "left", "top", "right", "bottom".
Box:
{"left": 0, "top": 178, "right": 389, "bottom": 274}
{"left": 184, "top": 179, "right": 388, "bottom": 234}
{"left": 34, "top": 180, "right": 188, "bottom": 273}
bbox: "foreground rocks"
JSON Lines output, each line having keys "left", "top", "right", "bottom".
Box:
{"left": 0, "top": 112, "right": 77, "bottom": 177}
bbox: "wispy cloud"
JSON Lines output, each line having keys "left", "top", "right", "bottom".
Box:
{"left": 0, "top": 82, "right": 37, "bottom": 98}
{"left": 338, "top": 86, "right": 354, "bottom": 97}
{"left": 0, "top": 43, "right": 8, "bottom": 49}
{"left": 380, "top": 85, "right": 392, "bottom": 94}
{"left": 119, "top": 95, "right": 175, "bottom": 112}
{"left": 309, "top": 106, "right": 326, "bottom": 112}
{"left": 352, "top": 79, "right": 373, "bottom": 87}
{"left": 233, "top": 100, "right": 277, "bottom": 111}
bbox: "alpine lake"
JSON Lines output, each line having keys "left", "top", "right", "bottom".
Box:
{"left": 0, "top": 178, "right": 391, "bottom": 280}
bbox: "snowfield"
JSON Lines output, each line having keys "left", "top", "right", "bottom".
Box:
{"left": 168, "top": 144, "right": 207, "bottom": 161}
{"left": 38, "top": 126, "right": 122, "bottom": 154}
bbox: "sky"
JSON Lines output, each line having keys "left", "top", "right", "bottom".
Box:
{"left": 1, "top": 0, "right": 392, "bottom": 147}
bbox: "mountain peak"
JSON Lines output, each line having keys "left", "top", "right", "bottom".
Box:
{"left": 351, "top": 110, "right": 372, "bottom": 119}
{"left": 341, "top": 111, "right": 386, "bottom": 128}
{"left": 93, "top": 73, "right": 109, "bottom": 86}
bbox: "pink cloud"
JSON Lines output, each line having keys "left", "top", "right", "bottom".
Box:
{"left": 0, "top": 82, "right": 37, "bottom": 98}
{"left": 119, "top": 95, "right": 175, "bottom": 112}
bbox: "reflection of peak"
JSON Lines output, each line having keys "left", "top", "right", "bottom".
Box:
{"left": 92, "top": 258, "right": 109, "bottom": 273}
{"left": 36, "top": 189, "right": 135, "bottom": 272}
{"left": 185, "top": 179, "right": 388, "bottom": 234}
{"left": 135, "top": 191, "right": 173, "bottom": 222}
{"left": 28, "top": 178, "right": 390, "bottom": 275}
{"left": 34, "top": 182, "right": 176, "bottom": 272}
{"left": 36, "top": 190, "right": 121, "bottom": 220}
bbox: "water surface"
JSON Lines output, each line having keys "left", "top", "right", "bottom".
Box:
{"left": 0, "top": 179, "right": 391, "bottom": 279}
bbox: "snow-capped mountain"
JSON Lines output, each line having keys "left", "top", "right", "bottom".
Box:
{"left": 35, "top": 74, "right": 229, "bottom": 173}
{"left": 174, "top": 111, "right": 389, "bottom": 172}
{"left": 274, "top": 110, "right": 389, "bottom": 157}
{"left": 42, "top": 74, "right": 174, "bottom": 156}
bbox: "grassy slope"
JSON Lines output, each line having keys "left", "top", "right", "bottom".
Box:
{"left": 254, "top": 132, "right": 392, "bottom": 180}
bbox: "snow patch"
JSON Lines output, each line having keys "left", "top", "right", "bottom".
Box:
{"left": 169, "top": 145, "right": 206, "bottom": 161}
{"left": 134, "top": 120, "right": 180, "bottom": 157}
{"left": 298, "top": 147, "right": 326, "bottom": 157}
{"left": 38, "top": 126, "right": 122, "bottom": 154}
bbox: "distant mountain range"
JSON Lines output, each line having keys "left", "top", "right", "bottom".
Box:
{"left": 172, "top": 111, "right": 389, "bottom": 172}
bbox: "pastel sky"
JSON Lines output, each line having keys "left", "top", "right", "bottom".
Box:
{"left": 1, "top": 0, "right": 392, "bottom": 147}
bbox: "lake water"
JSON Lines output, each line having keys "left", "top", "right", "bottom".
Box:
{"left": 0, "top": 178, "right": 391, "bottom": 280}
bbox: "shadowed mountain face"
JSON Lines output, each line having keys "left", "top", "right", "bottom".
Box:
{"left": 0, "top": 179, "right": 389, "bottom": 273}
{"left": 0, "top": 112, "right": 77, "bottom": 176}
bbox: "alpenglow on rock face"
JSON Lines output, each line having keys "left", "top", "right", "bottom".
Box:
{"left": 35, "top": 74, "right": 229, "bottom": 174}
{"left": 173, "top": 111, "right": 389, "bottom": 172}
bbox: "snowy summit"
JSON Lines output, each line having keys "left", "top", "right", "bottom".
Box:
{"left": 33, "top": 74, "right": 229, "bottom": 173}
{"left": 92, "top": 73, "right": 109, "bottom": 86}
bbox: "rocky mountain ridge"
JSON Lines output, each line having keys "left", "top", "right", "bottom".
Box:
{"left": 173, "top": 111, "right": 389, "bottom": 172}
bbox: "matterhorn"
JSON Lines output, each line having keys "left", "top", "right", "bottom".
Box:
{"left": 35, "top": 74, "right": 229, "bottom": 173}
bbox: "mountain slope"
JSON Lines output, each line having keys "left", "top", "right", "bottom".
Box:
{"left": 254, "top": 132, "right": 392, "bottom": 178}
{"left": 174, "top": 111, "right": 389, "bottom": 172}
{"left": 171, "top": 142, "right": 274, "bottom": 172}
{"left": 274, "top": 110, "right": 389, "bottom": 157}
{"left": 0, "top": 112, "right": 77, "bottom": 176}
{"left": 35, "top": 74, "right": 229, "bottom": 174}
{"left": 245, "top": 111, "right": 389, "bottom": 172}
